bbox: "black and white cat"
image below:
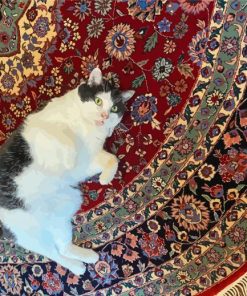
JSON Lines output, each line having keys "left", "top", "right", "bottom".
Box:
{"left": 0, "top": 68, "right": 134, "bottom": 275}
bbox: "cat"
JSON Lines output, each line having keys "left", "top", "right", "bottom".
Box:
{"left": 0, "top": 68, "right": 135, "bottom": 275}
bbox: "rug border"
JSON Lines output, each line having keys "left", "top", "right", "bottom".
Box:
{"left": 198, "top": 262, "right": 247, "bottom": 296}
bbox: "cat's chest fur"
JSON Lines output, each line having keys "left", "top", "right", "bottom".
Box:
{"left": 14, "top": 92, "right": 107, "bottom": 214}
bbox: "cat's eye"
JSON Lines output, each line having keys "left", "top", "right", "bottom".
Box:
{"left": 95, "top": 97, "right": 102, "bottom": 106}
{"left": 111, "top": 105, "right": 118, "bottom": 113}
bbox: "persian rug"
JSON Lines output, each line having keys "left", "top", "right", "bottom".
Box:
{"left": 0, "top": 0, "right": 247, "bottom": 295}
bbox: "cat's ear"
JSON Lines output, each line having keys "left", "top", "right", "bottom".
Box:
{"left": 121, "top": 90, "right": 135, "bottom": 103}
{"left": 88, "top": 68, "right": 103, "bottom": 86}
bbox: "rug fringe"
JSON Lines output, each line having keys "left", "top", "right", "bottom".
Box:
{"left": 218, "top": 272, "right": 247, "bottom": 296}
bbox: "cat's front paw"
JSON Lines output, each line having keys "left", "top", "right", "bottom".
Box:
{"left": 99, "top": 155, "right": 118, "bottom": 185}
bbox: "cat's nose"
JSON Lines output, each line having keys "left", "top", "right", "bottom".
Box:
{"left": 101, "top": 112, "right": 109, "bottom": 119}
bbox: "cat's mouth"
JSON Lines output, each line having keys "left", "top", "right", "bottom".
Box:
{"left": 95, "top": 119, "right": 105, "bottom": 126}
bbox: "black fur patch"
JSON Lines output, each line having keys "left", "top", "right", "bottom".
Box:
{"left": 78, "top": 79, "right": 126, "bottom": 116}
{"left": 0, "top": 220, "right": 16, "bottom": 240}
{"left": 0, "top": 126, "right": 32, "bottom": 210}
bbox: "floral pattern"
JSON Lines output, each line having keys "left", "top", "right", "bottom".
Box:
{"left": 0, "top": 0, "right": 247, "bottom": 295}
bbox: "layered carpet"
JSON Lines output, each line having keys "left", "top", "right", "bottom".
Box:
{"left": 0, "top": 0, "right": 247, "bottom": 295}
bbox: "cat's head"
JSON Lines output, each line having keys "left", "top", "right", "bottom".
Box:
{"left": 77, "top": 68, "right": 135, "bottom": 136}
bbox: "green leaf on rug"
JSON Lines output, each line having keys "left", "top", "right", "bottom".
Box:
{"left": 239, "top": 63, "right": 247, "bottom": 72}
{"left": 184, "top": 105, "right": 193, "bottom": 123}
{"left": 222, "top": 262, "right": 236, "bottom": 271}
{"left": 205, "top": 134, "right": 212, "bottom": 152}
{"left": 132, "top": 75, "right": 145, "bottom": 88}
{"left": 113, "top": 228, "right": 119, "bottom": 238}
{"left": 217, "top": 0, "right": 226, "bottom": 9}
{"left": 211, "top": 270, "right": 219, "bottom": 284}
{"left": 200, "top": 240, "right": 212, "bottom": 247}
{"left": 233, "top": 83, "right": 241, "bottom": 100}
{"left": 193, "top": 81, "right": 210, "bottom": 94}
{"left": 86, "top": 210, "right": 93, "bottom": 221}
{"left": 205, "top": 48, "right": 214, "bottom": 66}
{"left": 210, "top": 25, "right": 223, "bottom": 39}
{"left": 144, "top": 32, "right": 158, "bottom": 52}
{"left": 186, "top": 249, "right": 193, "bottom": 261}
{"left": 215, "top": 114, "right": 228, "bottom": 125}
{"left": 177, "top": 62, "right": 194, "bottom": 78}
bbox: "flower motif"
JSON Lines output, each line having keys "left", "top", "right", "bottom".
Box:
{"left": 222, "top": 37, "right": 239, "bottom": 56}
{"left": 26, "top": 6, "right": 38, "bottom": 22}
{"left": 21, "top": 52, "right": 34, "bottom": 69}
{"left": 32, "top": 265, "right": 43, "bottom": 277}
{"left": 227, "top": 188, "right": 239, "bottom": 200}
{"left": 34, "top": 17, "right": 49, "bottom": 38}
{"left": 81, "top": 55, "right": 99, "bottom": 78}
{"left": 1, "top": 73, "right": 15, "bottom": 89}
{"left": 87, "top": 18, "right": 105, "bottom": 38}
{"left": 189, "top": 30, "right": 208, "bottom": 66}
{"left": 157, "top": 17, "right": 171, "bottom": 33}
{"left": 173, "top": 20, "right": 188, "bottom": 39}
{"left": 177, "top": 270, "right": 191, "bottom": 283}
{"left": 229, "top": 226, "right": 245, "bottom": 243}
{"left": 139, "top": 233, "right": 168, "bottom": 258}
{"left": 131, "top": 94, "right": 157, "bottom": 125}
{"left": 125, "top": 233, "right": 138, "bottom": 248}
{"left": 167, "top": 93, "right": 181, "bottom": 107}
{"left": 164, "top": 39, "right": 176, "bottom": 54}
{"left": 143, "top": 283, "right": 160, "bottom": 296}
{"left": 122, "top": 264, "right": 133, "bottom": 277}
{"left": 95, "top": 0, "right": 112, "bottom": 16}
{"left": 175, "top": 137, "right": 194, "bottom": 156}
{"left": 209, "top": 199, "right": 221, "bottom": 211}
{"left": 206, "top": 248, "right": 222, "bottom": 263}
{"left": 175, "top": 79, "right": 187, "bottom": 93}
{"left": 178, "top": 0, "right": 213, "bottom": 14}
{"left": 223, "top": 130, "right": 241, "bottom": 148}
{"left": 198, "top": 164, "right": 216, "bottom": 181}
{"left": 82, "top": 279, "right": 94, "bottom": 290}
{"left": 125, "top": 134, "right": 135, "bottom": 152}
{"left": 10, "top": 97, "right": 31, "bottom": 118}
{"left": 127, "top": 0, "right": 166, "bottom": 22}
{"left": 123, "top": 249, "right": 140, "bottom": 263}
{"left": 2, "top": 113, "right": 16, "bottom": 130}
{"left": 111, "top": 243, "right": 124, "bottom": 257}
{"left": 124, "top": 199, "right": 138, "bottom": 213}
{"left": 217, "top": 149, "right": 247, "bottom": 183}
{"left": 42, "top": 272, "right": 64, "bottom": 295}
{"left": 147, "top": 220, "right": 161, "bottom": 233}
{"left": 105, "top": 23, "right": 136, "bottom": 61}
{"left": 151, "top": 176, "right": 166, "bottom": 190}
{"left": 171, "top": 195, "right": 210, "bottom": 231}
{"left": 88, "top": 252, "right": 119, "bottom": 285}
{"left": 0, "top": 265, "right": 23, "bottom": 295}
{"left": 73, "top": 0, "right": 91, "bottom": 21}
{"left": 0, "top": 31, "right": 10, "bottom": 44}
{"left": 105, "top": 72, "right": 120, "bottom": 88}
{"left": 206, "top": 90, "right": 224, "bottom": 106}
{"left": 152, "top": 57, "right": 173, "bottom": 81}
{"left": 95, "top": 221, "right": 107, "bottom": 233}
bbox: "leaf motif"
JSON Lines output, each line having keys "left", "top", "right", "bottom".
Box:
{"left": 132, "top": 74, "right": 145, "bottom": 88}
{"left": 31, "top": 91, "right": 37, "bottom": 99}
{"left": 177, "top": 62, "right": 194, "bottom": 78}
{"left": 38, "top": 4, "right": 48, "bottom": 11}
{"left": 144, "top": 32, "right": 158, "bottom": 52}
{"left": 116, "top": 9, "right": 124, "bottom": 16}
{"left": 151, "top": 117, "right": 161, "bottom": 130}
{"left": 0, "top": 131, "right": 6, "bottom": 142}
{"left": 137, "top": 59, "right": 149, "bottom": 67}
{"left": 55, "top": 57, "right": 64, "bottom": 63}
{"left": 197, "top": 19, "right": 206, "bottom": 30}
